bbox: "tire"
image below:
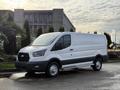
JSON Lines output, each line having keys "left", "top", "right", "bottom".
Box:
{"left": 92, "top": 57, "right": 102, "bottom": 71}
{"left": 46, "top": 62, "right": 60, "bottom": 77}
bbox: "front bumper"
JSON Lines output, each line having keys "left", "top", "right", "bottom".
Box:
{"left": 15, "top": 61, "right": 48, "bottom": 72}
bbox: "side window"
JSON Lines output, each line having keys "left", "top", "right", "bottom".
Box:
{"left": 64, "top": 35, "right": 71, "bottom": 48}
{"left": 52, "top": 35, "right": 71, "bottom": 51}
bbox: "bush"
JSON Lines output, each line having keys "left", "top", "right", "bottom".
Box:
{"left": 108, "top": 51, "right": 120, "bottom": 58}
{"left": 49, "top": 27, "right": 54, "bottom": 32}
{"left": 70, "top": 28, "right": 74, "bottom": 32}
{"left": 59, "top": 27, "right": 65, "bottom": 32}
{"left": 0, "top": 49, "right": 16, "bottom": 62}
{"left": 37, "top": 28, "right": 42, "bottom": 37}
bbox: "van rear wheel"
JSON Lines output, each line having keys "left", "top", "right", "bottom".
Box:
{"left": 92, "top": 57, "right": 102, "bottom": 71}
{"left": 46, "top": 62, "right": 59, "bottom": 77}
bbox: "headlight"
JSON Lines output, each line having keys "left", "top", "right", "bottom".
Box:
{"left": 33, "top": 49, "right": 46, "bottom": 57}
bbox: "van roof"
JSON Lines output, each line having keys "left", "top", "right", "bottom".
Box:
{"left": 49, "top": 32, "right": 104, "bottom": 36}
{"left": 49, "top": 32, "right": 79, "bottom": 35}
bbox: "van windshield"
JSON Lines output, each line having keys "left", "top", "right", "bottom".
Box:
{"left": 31, "top": 33, "right": 59, "bottom": 46}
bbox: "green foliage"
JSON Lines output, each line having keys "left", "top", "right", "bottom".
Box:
{"left": 0, "top": 63, "right": 15, "bottom": 69}
{"left": 49, "top": 27, "right": 54, "bottom": 32}
{"left": 7, "top": 13, "right": 13, "bottom": 22}
{"left": 0, "top": 48, "right": 16, "bottom": 62}
{"left": 22, "top": 20, "right": 31, "bottom": 47}
{"left": 37, "top": 28, "right": 42, "bottom": 37}
{"left": 0, "top": 32, "right": 9, "bottom": 43}
{"left": 0, "top": 14, "right": 24, "bottom": 35}
{"left": 104, "top": 32, "right": 112, "bottom": 49}
{"left": 0, "top": 32, "right": 9, "bottom": 52}
{"left": 59, "top": 27, "right": 65, "bottom": 32}
{"left": 94, "top": 31, "right": 97, "bottom": 34}
{"left": 0, "top": 12, "right": 25, "bottom": 55}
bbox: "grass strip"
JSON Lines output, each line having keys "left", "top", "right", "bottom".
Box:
{"left": 0, "top": 63, "right": 15, "bottom": 70}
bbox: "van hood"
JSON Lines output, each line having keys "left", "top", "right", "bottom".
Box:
{"left": 19, "top": 46, "right": 48, "bottom": 53}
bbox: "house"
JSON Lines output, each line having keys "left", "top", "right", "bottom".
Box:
{"left": 14, "top": 9, "right": 75, "bottom": 38}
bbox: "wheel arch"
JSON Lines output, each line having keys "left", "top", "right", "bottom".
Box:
{"left": 48, "top": 58, "right": 62, "bottom": 68}
{"left": 95, "top": 54, "right": 103, "bottom": 62}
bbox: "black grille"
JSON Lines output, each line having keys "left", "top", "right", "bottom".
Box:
{"left": 18, "top": 53, "right": 29, "bottom": 62}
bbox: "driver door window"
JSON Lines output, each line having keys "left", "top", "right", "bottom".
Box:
{"left": 52, "top": 35, "right": 71, "bottom": 51}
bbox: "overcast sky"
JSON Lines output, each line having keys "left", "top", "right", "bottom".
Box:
{"left": 0, "top": 0, "right": 120, "bottom": 43}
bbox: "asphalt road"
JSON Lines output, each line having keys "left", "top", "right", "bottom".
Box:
{"left": 0, "top": 63, "right": 120, "bottom": 90}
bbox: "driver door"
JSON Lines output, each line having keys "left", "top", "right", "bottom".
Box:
{"left": 51, "top": 34, "right": 72, "bottom": 62}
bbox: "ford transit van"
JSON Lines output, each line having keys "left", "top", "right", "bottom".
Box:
{"left": 15, "top": 32, "right": 108, "bottom": 77}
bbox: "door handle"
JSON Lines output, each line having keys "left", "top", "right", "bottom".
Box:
{"left": 70, "top": 49, "right": 74, "bottom": 51}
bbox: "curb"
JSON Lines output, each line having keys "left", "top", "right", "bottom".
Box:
{"left": 0, "top": 69, "right": 21, "bottom": 78}
{"left": 102, "top": 59, "right": 120, "bottom": 63}
{"left": 0, "top": 72, "right": 14, "bottom": 77}
{"left": 104, "top": 60, "right": 120, "bottom": 63}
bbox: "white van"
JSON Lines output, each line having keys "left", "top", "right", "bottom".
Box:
{"left": 15, "top": 32, "right": 108, "bottom": 77}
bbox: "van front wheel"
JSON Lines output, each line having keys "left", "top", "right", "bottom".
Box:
{"left": 46, "top": 62, "right": 59, "bottom": 77}
{"left": 92, "top": 57, "right": 102, "bottom": 71}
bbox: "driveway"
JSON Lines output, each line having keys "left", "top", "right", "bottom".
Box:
{"left": 0, "top": 63, "right": 120, "bottom": 90}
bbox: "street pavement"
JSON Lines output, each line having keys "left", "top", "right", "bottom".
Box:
{"left": 0, "top": 63, "right": 120, "bottom": 90}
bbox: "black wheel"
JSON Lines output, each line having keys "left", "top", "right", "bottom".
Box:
{"left": 46, "top": 62, "right": 60, "bottom": 77}
{"left": 92, "top": 57, "right": 102, "bottom": 71}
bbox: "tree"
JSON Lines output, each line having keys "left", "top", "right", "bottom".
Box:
{"left": 7, "top": 13, "right": 13, "bottom": 22}
{"left": 49, "top": 27, "right": 54, "bottom": 32}
{"left": 0, "top": 32, "right": 9, "bottom": 51}
{"left": 70, "top": 28, "right": 74, "bottom": 32}
{"left": 22, "top": 20, "right": 31, "bottom": 47}
{"left": 0, "top": 26, "right": 16, "bottom": 54}
{"left": 37, "top": 28, "right": 42, "bottom": 37}
{"left": 104, "top": 32, "right": 112, "bottom": 49}
{"left": 0, "top": 15, "right": 18, "bottom": 54}
{"left": 0, "top": 13, "right": 13, "bottom": 26}
{"left": 59, "top": 27, "right": 64, "bottom": 32}
{"left": 0, "top": 14, "right": 23, "bottom": 35}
